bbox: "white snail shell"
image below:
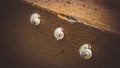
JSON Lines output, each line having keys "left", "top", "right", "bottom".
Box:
{"left": 79, "top": 44, "right": 92, "bottom": 59}
{"left": 54, "top": 27, "right": 64, "bottom": 40}
{"left": 30, "top": 13, "right": 40, "bottom": 25}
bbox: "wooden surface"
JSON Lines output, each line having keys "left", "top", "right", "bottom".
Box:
{"left": 24, "top": 0, "right": 120, "bottom": 35}
{"left": 1, "top": 1, "right": 120, "bottom": 68}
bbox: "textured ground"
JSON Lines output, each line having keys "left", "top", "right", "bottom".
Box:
{"left": 24, "top": 0, "right": 120, "bottom": 35}
{"left": 1, "top": 1, "right": 120, "bottom": 68}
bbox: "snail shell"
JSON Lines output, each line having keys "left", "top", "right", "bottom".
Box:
{"left": 54, "top": 27, "right": 64, "bottom": 40}
{"left": 79, "top": 44, "right": 92, "bottom": 59}
{"left": 30, "top": 13, "right": 40, "bottom": 25}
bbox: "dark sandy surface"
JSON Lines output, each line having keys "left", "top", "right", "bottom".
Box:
{"left": 0, "top": 0, "right": 120, "bottom": 68}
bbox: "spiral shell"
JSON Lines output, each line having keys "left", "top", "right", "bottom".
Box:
{"left": 79, "top": 44, "right": 92, "bottom": 59}
{"left": 30, "top": 13, "right": 40, "bottom": 25}
{"left": 54, "top": 27, "right": 64, "bottom": 40}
